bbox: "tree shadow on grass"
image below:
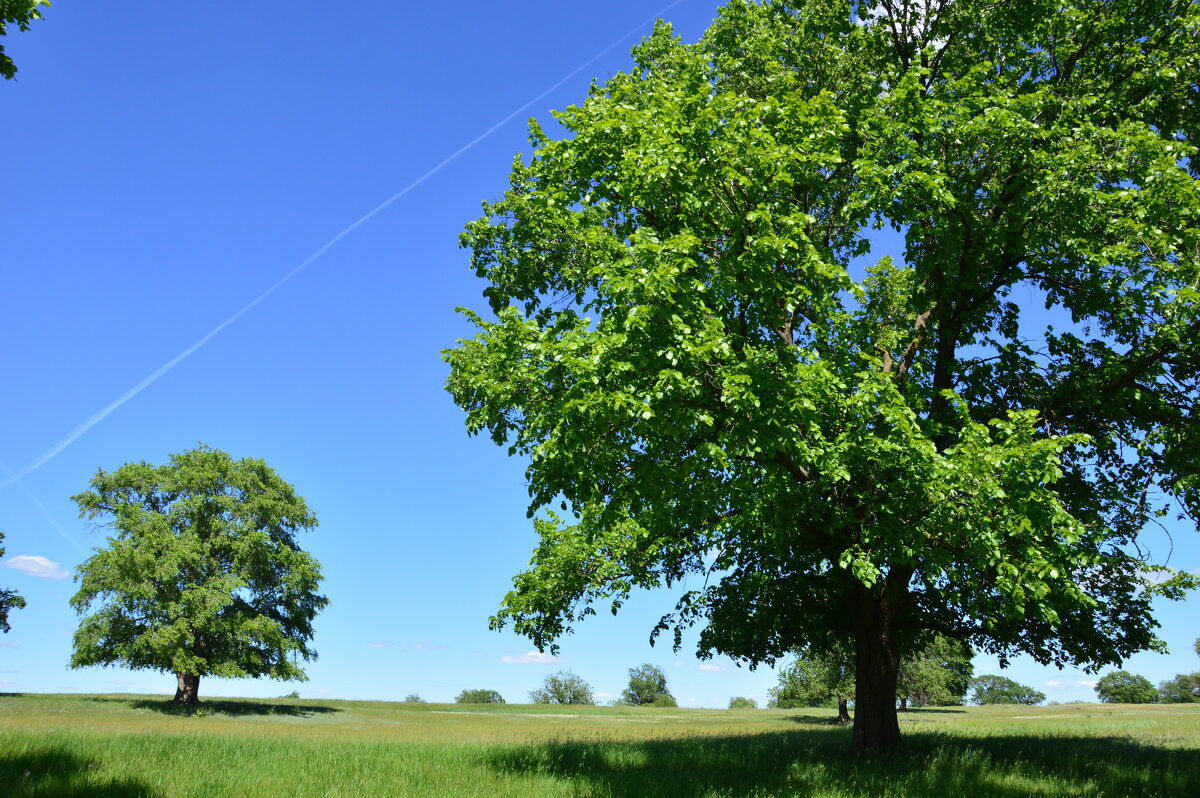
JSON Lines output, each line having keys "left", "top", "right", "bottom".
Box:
{"left": 0, "top": 748, "right": 156, "bottom": 798}
{"left": 483, "top": 727, "right": 1200, "bottom": 798}
{"left": 125, "top": 697, "right": 340, "bottom": 718}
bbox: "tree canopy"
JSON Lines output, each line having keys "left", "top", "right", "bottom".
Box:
{"left": 0, "top": 532, "right": 26, "bottom": 633}
{"left": 529, "top": 670, "right": 596, "bottom": 705}
{"left": 1094, "top": 670, "right": 1158, "bottom": 703}
{"left": 0, "top": 0, "right": 48, "bottom": 79}
{"left": 455, "top": 689, "right": 506, "bottom": 704}
{"left": 896, "top": 635, "right": 973, "bottom": 708}
{"left": 620, "top": 662, "right": 677, "bottom": 706}
{"left": 446, "top": 0, "right": 1200, "bottom": 753}
{"left": 69, "top": 446, "right": 328, "bottom": 704}
{"left": 969, "top": 675, "right": 1046, "bottom": 705}
{"left": 768, "top": 647, "right": 854, "bottom": 722}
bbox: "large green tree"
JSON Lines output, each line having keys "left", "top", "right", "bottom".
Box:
{"left": 620, "top": 662, "right": 677, "bottom": 706}
{"left": 0, "top": 532, "right": 27, "bottom": 633}
{"left": 969, "top": 675, "right": 1046, "bottom": 705}
{"left": 1, "top": 0, "right": 49, "bottom": 80}
{"left": 69, "top": 446, "right": 328, "bottom": 705}
{"left": 529, "top": 670, "right": 596, "bottom": 705}
{"left": 1094, "top": 670, "right": 1158, "bottom": 703}
{"left": 896, "top": 635, "right": 973, "bottom": 710}
{"left": 446, "top": 0, "right": 1200, "bottom": 754}
{"left": 768, "top": 648, "right": 855, "bottom": 722}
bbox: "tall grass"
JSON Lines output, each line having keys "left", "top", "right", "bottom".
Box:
{"left": 2, "top": 694, "right": 1197, "bottom": 797}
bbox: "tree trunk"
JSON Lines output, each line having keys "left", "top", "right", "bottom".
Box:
{"left": 851, "top": 577, "right": 905, "bottom": 756}
{"left": 837, "top": 698, "right": 851, "bottom": 724}
{"left": 899, "top": 696, "right": 908, "bottom": 712}
{"left": 174, "top": 672, "right": 200, "bottom": 705}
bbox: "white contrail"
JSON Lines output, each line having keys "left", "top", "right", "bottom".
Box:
{"left": 0, "top": 1, "right": 687, "bottom": 490}
{"left": 0, "top": 462, "right": 87, "bottom": 554}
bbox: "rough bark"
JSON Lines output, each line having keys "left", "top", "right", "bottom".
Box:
{"left": 837, "top": 698, "right": 851, "bottom": 724}
{"left": 174, "top": 672, "right": 200, "bottom": 705}
{"left": 851, "top": 580, "right": 904, "bottom": 755}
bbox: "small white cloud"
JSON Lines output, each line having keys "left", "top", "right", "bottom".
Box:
{"left": 593, "top": 691, "right": 614, "bottom": 700}
{"left": 698, "top": 663, "right": 724, "bottom": 672}
{"left": 4, "top": 555, "right": 68, "bottom": 579}
{"left": 1045, "top": 680, "right": 1064, "bottom": 688}
{"left": 673, "top": 661, "right": 685, "bottom": 668}
{"left": 155, "top": 687, "right": 173, "bottom": 695}
{"left": 1078, "top": 680, "right": 1098, "bottom": 687}
{"left": 369, "top": 641, "right": 399, "bottom": 649}
{"left": 500, "top": 650, "right": 564, "bottom": 665}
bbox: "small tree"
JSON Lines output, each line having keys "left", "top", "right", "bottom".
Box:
{"left": 728, "top": 696, "right": 757, "bottom": 709}
{"left": 768, "top": 649, "right": 853, "bottom": 723}
{"left": 69, "top": 446, "right": 328, "bottom": 705}
{"left": 896, "top": 635, "right": 974, "bottom": 710}
{"left": 1095, "top": 671, "right": 1158, "bottom": 704}
{"left": 1157, "top": 674, "right": 1200, "bottom": 704}
{"left": 454, "top": 689, "right": 505, "bottom": 704}
{"left": 969, "top": 676, "right": 1045, "bottom": 705}
{"left": 403, "top": 694, "right": 426, "bottom": 704}
{"left": 529, "top": 670, "right": 595, "bottom": 705}
{"left": 0, "top": 532, "right": 27, "bottom": 633}
{"left": 621, "top": 663, "right": 676, "bottom": 707}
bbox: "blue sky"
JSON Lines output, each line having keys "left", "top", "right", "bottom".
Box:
{"left": 1, "top": 1, "right": 1196, "bottom": 708}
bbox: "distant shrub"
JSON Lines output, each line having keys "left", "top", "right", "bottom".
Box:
{"left": 728, "top": 696, "right": 757, "bottom": 709}
{"left": 455, "top": 689, "right": 505, "bottom": 704}
{"left": 403, "top": 694, "right": 426, "bottom": 704}
{"left": 279, "top": 691, "right": 300, "bottom": 699}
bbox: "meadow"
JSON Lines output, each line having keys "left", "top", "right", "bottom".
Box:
{"left": 1, "top": 693, "right": 1198, "bottom": 797}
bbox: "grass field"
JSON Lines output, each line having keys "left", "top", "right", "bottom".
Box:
{"left": 1, "top": 693, "right": 1198, "bottom": 797}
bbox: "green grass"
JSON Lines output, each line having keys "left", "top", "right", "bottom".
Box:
{"left": 2, "top": 693, "right": 1198, "bottom": 797}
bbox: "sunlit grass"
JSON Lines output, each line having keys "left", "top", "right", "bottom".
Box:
{"left": 2, "top": 694, "right": 1198, "bottom": 796}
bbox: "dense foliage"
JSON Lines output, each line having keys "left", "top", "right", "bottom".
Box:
{"left": 529, "top": 671, "right": 596, "bottom": 705}
{"left": 455, "top": 689, "right": 506, "bottom": 704}
{"left": 1095, "top": 670, "right": 1158, "bottom": 703}
{"left": 69, "top": 446, "right": 327, "bottom": 704}
{"left": 0, "top": 0, "right": 48, "bottom": 79}
{"left": 619, "top": 663, "right": 677, "bottom": 706}
{"left": 728, "top": 696, "right": 758, "bottom": 709}
{"left": 1157, "top": 673, "right": 1200, "bottom": 703}
{"left": 768, "top": 649, "right": 854, "bottom": 722}
{"left": 447, "top": 0, "right": 1200, "bottom": 752}
{"left": 969, "top": 675, "right": 1046, "bottom": 705}
{"left": 896, "top": 635, "right": 974, "bottom": 708}
{"left": 0, "top": 532, "right": 26, "bottom": 633}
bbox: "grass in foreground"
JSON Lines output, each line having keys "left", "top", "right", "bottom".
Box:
{"left": 1, "top": 693, "right": 1198, "bottom": 797}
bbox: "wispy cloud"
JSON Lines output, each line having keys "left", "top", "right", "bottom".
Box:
{"left": 500, "top": 650, "right": 564, "bottom": 665}
{"left": 369, "top": 641, "right": 399, "bottom": 649}
{"left": 698, "top": 660, "right": 736, "bottom": 673}
{"left": 411, "top": 641, "right": 451, "bottom": 651}
{"left": 593, "top": 691, "right": 614, "bottom": 700}
{"left": 673, "top": 661, "right": 685, "bottom": 668}
{"left": 1045, "top": 680, "right": 1064, "bottom": 688}
{"left": 4, "top": 555, "right": 69, "bottom": 579}
{"left": 1078, "top": 680, "right": 1098, "bottom": 688}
